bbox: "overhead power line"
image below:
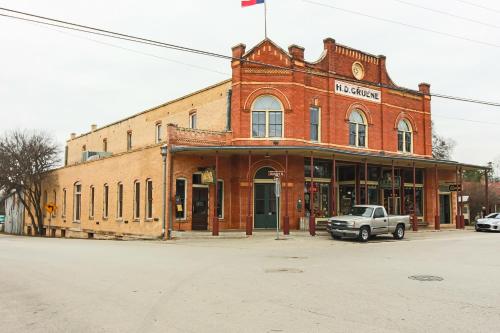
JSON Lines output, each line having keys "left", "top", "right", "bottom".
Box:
{"left": 392, "top": 0, "right": 500, "bottom": 30}
{"left": 453, "top": 0, "right": 500, "bottom": 15}
{"left": 1, "top": 6, "right": 500, "bottom": 111}
{"left": 302, "top": 0, "right": 500, "bottom": 49}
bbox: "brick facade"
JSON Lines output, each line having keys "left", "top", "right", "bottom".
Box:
{"left": 35, "top": 38, "right": 475, "bottom": 239}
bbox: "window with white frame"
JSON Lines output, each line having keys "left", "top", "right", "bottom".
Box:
{"left": 251, "top": 95, "right": 283, "bottom": 138}
{"left": 310, "top": 106, "right": 320, "bottom": 141}
{"left": 146, "top": 179, "right": 153, "bottom": 220}
{"left": 189, "top": 113, "right": 197, "bottom": 129}
{"left": 127, "top": 131, "right": 132, "bottom": 151}
{"left": 103, "top": 184, "right": 109, "bottom": 219}
{"left": 73, "top": 183, "right": 82, "bottom": 222}
{"left": 175, "top": 179, "right": 187, "bottom": 219}
{"left": 398, "top": 120, "right": 413, "bottom": 153}
{"left": 134, "top": 181, "right": 141, "bottom": 220}
{"left": 62, "top": 188, "right": 67, "bottom": 217}
{"left": 155, "top": 123, "right": 162, "bottom": 143}
{"left": 117, "top": 182, "right": 124, "bottom": 219}
{"left": 349, "top": 110, "right": 367, "bottom": 148}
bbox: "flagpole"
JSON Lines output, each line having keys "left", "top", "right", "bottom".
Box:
{"left": 264, "top": 1, "right": 268, "bottom": 39}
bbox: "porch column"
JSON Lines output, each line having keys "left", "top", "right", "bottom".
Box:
{"left": 456, "top": 166, "right": 460, "bottom": 229}
{"left": 435, "top": 164, "right": 440, "bottom": 230}
{"left": 213, "top": 151, "right": 219, "bottom": 236}
{"left": 391, "top": 160, "right": 395, "bottom": 215}
{"left": 412, "top": 162, "right": 418, "bottom": 232}
{"left": 331, "top": 155, "right": 337, "bottom": 216}
{"left": 309, "top": 153, "right": 316, "bottom": 236}
{"left": 284, "top": 151, "right": 290, "bottom": 235}
{"left": 246, "top": 151, "right": 252, "bottom": 236}
{"left": 355, "top": 164, "right": 360, "bottom": 205}
{"left": 364, "top": 160, "right": 368, "bottom": 205}
{"left": 485, "top": 169, "right": 490, "bottom": 215}
{"left": 460, "top": 166, "right": 465, "bottom": 228}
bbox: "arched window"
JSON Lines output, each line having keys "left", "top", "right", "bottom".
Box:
{"left": 252, "top": 95, "right": 283, "bottom": 138}
{"left": 398, "top": 120, "right": 412, "bottom": 153}
{"left": 349, "top": 110, "right": 367, "bottom": 147}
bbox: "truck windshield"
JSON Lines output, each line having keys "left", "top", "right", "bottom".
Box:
{"left": 350, "top": 207, "right": 374, "bottom": 217}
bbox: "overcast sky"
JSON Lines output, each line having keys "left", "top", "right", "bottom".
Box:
{"left": 1, "top": 0, "right": 499, "bottom": 166}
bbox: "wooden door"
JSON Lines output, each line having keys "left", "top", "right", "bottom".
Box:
{"left": 192, "top": 187, "right": 209, "bottom": 230}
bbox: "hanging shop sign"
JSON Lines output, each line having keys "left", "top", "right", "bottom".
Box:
{"left": 379, "top": 176, "right": 401, "bottom": 189}
{"left": 201, "top": 169, "right": 215, "bottom": 184}
{"left": 335, "top": 80, "right": 381, "bottom": 104}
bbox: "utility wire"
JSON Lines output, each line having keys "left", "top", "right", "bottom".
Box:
{"left": 391, "top": 0, "right": 500, "bottom": 30}
{"left": 303, "top": 0, "right": 500, "bottom": 49}
{"left": 1, "top": 7, "right": 500, "bottom": 110}
{"left": 453, "top": 0, "right": 500, "bottom": 15}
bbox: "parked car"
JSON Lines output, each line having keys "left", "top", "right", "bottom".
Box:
{"left": 475, "top": 213, "right": 500, "bottom": 232}
{"left": 326, "top": 205, "right": 411, "bottom": 242}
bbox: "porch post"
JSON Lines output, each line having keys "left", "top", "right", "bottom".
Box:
{"left": 485, "top": 169, "right": 490, "bottom": 215}
{"left": 213, "top": 151, "right": 219, "bottom": 236}
{"left": 391, "top": 160, "right": 395, "bottom": 215}
{"left": 309, "top": 152, "right": 316, "bottom": 236}
{"left": 460, "top": 166, "right": 464, "bottom": 228}
{"left": 246, "top": 151, "right": 252, "bottom": 236}
{"left": 355, "top": 164, "right": 360, "bottom": 205}
{"left": 364, "top": 159, "right": 368, "bottom": 205}
{"left": 435, "top": 164, "right": 440, "bottom": 230}
{"left": 456, "top": 166, "right": 460, "bottom": 229}
{"left": 332, "top": 155, "right": 336, "bottom": 216}
{"left": 284, "top": 151, "right": 290, "bottom": 235}
{"left": 412, "top": 162, "right": 418, "bottom": 232}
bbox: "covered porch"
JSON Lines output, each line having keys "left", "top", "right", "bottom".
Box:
{"left": 163, "top": 145, "right": 489, "bottom": 237}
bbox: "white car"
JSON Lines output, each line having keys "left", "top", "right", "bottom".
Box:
{"left": 475, "top": 213, "right": 500, "bottom": 232}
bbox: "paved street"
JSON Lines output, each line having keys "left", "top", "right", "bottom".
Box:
{"left": 1, "top": 230, "right": 499, "bottom": 333}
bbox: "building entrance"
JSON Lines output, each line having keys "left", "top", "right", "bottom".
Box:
{"left": 440, "top": 194, "right": 451, "bottom": 224}
{"left": 192, "top": 187, "right": 209, "bottom": 230}
{"left": 254, "top": 183, "right": 278, "bottom": 229}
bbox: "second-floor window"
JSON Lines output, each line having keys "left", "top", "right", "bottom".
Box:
{"left": 251, "top": 95, "right": 283, "bottom": 138}
{"left": 310, "top": 106, "right": 320, "bottom": 141}
{"left": 127, "top": 131, "right": 132, "bottom": 151}
{"left": 189, "top": 112, "right": 197, "bottom": 129}
{"left": 349, "top": 110, "right": 367, "bottom": 148}
{"left": 156, "top": 123, "right": 162, "bottom": 143}
{"left": 398, "top": 120, "right": 413, "bottom": 153}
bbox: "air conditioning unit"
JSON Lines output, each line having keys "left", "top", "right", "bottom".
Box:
{"left": 82, "top": 151, "right": 112, "bottom": 162}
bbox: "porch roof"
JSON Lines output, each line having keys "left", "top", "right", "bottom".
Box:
{"left": 168, "top": 145, "right": 488, "bottom": 171}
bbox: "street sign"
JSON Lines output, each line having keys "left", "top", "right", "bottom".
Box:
{"left": 268, "top": 170, "right": 285, "bottom": 178}
{"left": 45, "top": 203, "right": 56, "bottom": 214}
{"left": 449, "top": 184, "right": 462, "bottom": 192}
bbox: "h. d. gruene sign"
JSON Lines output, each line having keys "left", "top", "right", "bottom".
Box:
{"left": 335, "top": 80, "right": 381, "bottom": 104}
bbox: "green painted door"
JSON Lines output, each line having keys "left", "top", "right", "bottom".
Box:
{"left": 254, "top": 183, "right": 278, "bottom": 229}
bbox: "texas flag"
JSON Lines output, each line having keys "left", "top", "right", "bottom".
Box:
{"left": 242, "top": 0, "right": 265, "bottom": 7}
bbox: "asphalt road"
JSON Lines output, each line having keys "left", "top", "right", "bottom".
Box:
{"left": 1, "top": 230, "right": 499, "bottom": 333}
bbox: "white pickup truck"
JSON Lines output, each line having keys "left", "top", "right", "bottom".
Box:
{"left": 326, "top": 205, "right": 411, "bottom": 242}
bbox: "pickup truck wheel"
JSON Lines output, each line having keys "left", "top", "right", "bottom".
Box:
{"left": 358, "top": 226, "right": 370, "bottom": 242}
{"left": 393, "top": 224, "right": 405, "bottom": 240}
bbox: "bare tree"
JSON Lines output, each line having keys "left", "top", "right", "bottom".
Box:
{"left": 432, "top": 122, "right": 456, "bottom": 160}
{"left": 0, "top": 130, "right": 60, "bottom": 235}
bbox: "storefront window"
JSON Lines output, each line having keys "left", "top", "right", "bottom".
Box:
{"left": 404, "top": 187, "right": 424, "bottom": 216}
{"left": 338, "top": 166, "right": 355, "bottom": 181}
{"left": 339, "top": 185, "right": 355, "bottom": 215}
{"left": 304, "top": 158, "right": 332, "bottom": 179}
{"left": 359, "top": 186, "right": 380, "bottom": 205}
{"left": 304, "top": 182, "right": 330, "bottom": 218}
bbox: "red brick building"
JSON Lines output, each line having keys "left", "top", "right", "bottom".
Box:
{"left": 43, "top": 38, "right": 489, "bottom": 239}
